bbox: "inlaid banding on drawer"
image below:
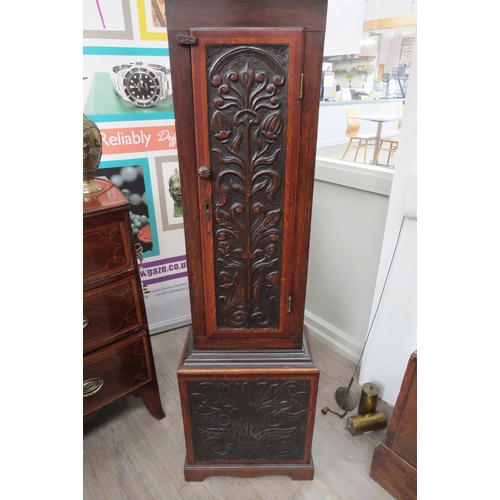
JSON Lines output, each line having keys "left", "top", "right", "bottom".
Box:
{"left": 84, "top": 218, "right": 133, "bottom": 284}
{"left": 83, "top": 276, "right": 143, "bottom": 354}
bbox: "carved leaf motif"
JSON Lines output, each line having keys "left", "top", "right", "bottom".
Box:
{"left": 233, "top": 130, "right": 243, "bottom": 154}
{"left": 239, "top": 64, "right": 255, "bottom": 95}
{"left": 252, "top": 127, "right": 263, "bottom": 155}
{"left": 253, "top": 272, "right": 264, "bottom": 302}
{"left": 213, "top": 148, "right": 242, "bottom": 167}
{"left": 254, "top": 147, "right": 282, "bottom": 168}
{"left": 261, "top": 208, "right": 281, "bottom": 229}
{"left": 251, "top": 178, "right": 268, "bottom": 196}
{"left": 266, "top": 272, "right": 280, "bottom": 287}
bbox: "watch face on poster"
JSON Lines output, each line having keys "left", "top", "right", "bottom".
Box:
{"left": 110, "top": 62, "right": 171, "bottom": 108}
{"left": 123, "top": 66, "right": 162, "bottom": 107}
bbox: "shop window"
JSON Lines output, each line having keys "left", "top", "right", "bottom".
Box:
{"left": 316, "top": 4, "right": 416, "bottom": 169}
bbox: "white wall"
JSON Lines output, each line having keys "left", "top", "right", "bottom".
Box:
{"left": 305, "top": 161, "right": 392, "bottom": 362}
{"left": 358, "top": 38, "right": 417, "bottom": 405}
{"left": 324, "top": 0, "right": 364, "bottom": 57}
{"left": 363, "top": 0, "right": 417, "bottom": 20}
{"left": 307, "top": 0, "right": 418, "bottom": 407}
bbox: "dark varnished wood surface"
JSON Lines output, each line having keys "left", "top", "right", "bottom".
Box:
{"left": 165, "top": 0, "right": 328, "bottom": 30}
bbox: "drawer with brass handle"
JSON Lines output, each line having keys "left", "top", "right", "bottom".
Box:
{"left": 83, "top": 331, "right": 153, "bottom": 416}
{"left": 83, "top": 275, "right": 143, "bottom": 355}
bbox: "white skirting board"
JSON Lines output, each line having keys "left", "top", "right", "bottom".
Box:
{"left": 149, "top": 315, "right": 192, "bottom": 335}
{"left": 151, "top": 311, "right": 362, "bottom": 365}
{"left": 304, "top": 309, "right": 363, "bottom": 364}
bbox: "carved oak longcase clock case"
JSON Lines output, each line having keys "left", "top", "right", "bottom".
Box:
{"left": 165, "top": 0, "right": 328, "bottom": 481}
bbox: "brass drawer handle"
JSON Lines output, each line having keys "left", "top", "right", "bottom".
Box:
{"left": 83, "top": 316, "right": 89, "bottom": 329}
{"left": 83, "top": 377, "right": 104, "bottom": 397}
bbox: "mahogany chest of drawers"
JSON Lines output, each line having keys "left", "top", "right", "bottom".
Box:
{"left": 83, "top": 179, "right": 165, "bottom": 421}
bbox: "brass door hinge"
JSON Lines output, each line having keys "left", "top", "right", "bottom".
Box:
{"left": 288, "top": 295, "right": 292, "bottom": 313}
{"left": 300, "top": 73, "right": 304, "bottom": 100}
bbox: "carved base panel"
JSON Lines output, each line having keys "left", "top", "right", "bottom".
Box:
{"left": 177, "top": 327, "right": 319, "bottom": 481}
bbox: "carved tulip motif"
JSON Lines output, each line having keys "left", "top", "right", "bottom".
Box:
{"left": 261, "top": 111, "right": 283, "bottom": 143}
{"left": 210, "top": 110, "right": 233, "bottom": 142}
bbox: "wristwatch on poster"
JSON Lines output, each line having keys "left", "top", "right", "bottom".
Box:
{"left": 111, "top": 62, "right": 170, "bottom": 108}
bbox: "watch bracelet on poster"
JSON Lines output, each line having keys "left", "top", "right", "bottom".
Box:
{"left": 111, "top": 62, "right": 170, "bottom": 108}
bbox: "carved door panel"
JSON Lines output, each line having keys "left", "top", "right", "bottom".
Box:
{"left": 190, "top": 28, "right": 304, "bottom": 341}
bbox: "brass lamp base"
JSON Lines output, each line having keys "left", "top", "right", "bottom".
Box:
{"left": 83, "top": 178, "right": 104, "bottom": 194}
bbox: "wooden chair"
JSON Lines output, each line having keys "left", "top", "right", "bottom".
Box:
{"left": 342, "top": 107, "right": 377, "bottom": 163}
{"left": 375, "top": 105, "right": 404, "bottom": 166}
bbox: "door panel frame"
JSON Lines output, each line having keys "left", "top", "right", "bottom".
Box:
{"left": 190, "top": 28, "right": 304, "bottom": 340}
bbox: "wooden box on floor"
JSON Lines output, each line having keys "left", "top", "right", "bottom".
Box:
{"left": 369, "top": 351, "right": 417, "bottom": 499}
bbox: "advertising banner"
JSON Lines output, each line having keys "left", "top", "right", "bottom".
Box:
{"left": 83, "top": 0, "right": 191, "bottom": 333}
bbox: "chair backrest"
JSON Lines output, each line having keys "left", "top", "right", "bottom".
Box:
{"left": 397, "top": 104, "right": 404, "bottom": 132}
{"left": 345, "top": 107, "right": 360, "bottom": 136}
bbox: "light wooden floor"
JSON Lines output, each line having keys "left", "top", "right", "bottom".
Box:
{"left": 316, "top": 144, "right": 396, "bottom": 168}
{"left": 83, "top": 327, "right": 395, "bottom": 500}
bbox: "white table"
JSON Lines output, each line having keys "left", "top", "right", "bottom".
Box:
{"left": 351, "top": 114, "right": 401, "bottom": 165}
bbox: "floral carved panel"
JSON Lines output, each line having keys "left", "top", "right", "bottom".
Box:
{"left": 187, "top": 379, "right": 310, "bottom": 462}
{"left": 206, "top": 44, "right": 289, "bottom": 331}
